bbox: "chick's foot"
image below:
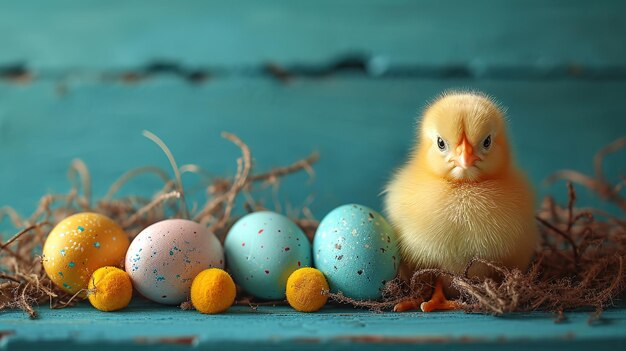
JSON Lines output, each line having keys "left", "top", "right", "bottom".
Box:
{"left": 420, "top": 278, "right": 459, "bottom": 312}
{"left": 393, "top": 297, "right": 424, "bottom": 312}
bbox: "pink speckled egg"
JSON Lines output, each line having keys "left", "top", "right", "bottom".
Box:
{"left": 125, "top": 219, "right": 224, "bottom": 305}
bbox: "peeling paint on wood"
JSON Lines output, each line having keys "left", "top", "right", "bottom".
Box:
{"left": 0, "top": 301, "right": 625, "bottom": 350}
{"left": 134, "top": 335, "right": 198, "bottom": 346}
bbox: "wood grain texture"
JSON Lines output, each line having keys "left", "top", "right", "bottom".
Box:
{"left": 0, "top": 300, "right": 625, "bottom": 351}
{"left": 0, "top": 0, "right": 625, "bottom": 75}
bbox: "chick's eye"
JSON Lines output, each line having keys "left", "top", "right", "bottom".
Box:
{"left": 483, "top": 135, "right": 492, "bottom": 149}
{"left": 436, "top": 137, "right": 446, "bottom": 151}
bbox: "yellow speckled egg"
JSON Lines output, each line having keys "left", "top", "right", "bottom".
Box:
{"left": 42, "top": 212, "right": 130, "bottom": 296}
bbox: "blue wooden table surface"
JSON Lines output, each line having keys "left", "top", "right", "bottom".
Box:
{"left": 1, "top": 300, "right": 626, "bottom": 351}
{"left": 1, "top": 1, "right": 625, "bottom": 350}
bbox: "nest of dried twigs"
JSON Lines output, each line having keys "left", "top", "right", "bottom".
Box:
{"left": 0, "top": 131, "right": 318, "bottom": 318}
{"left": 1, "top": 131, "right": 624, "bottom": 322}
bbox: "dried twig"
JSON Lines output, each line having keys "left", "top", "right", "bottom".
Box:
{"left": 547, "top": 136, "right": 626, "bottom": 210}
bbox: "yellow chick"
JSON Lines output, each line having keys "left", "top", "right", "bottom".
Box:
{"left": 384, "top": 90, "right": 538, "bottom": 312}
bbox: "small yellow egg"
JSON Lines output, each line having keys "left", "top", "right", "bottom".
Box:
{"left": 286, "top": 267, "right": 329, "bottom": 312}
{"left": 42, "top": 212, "right": 130, "bottom": 296}
{"left": 88, "top": 266, "right": 133, "bottom": 311}
{"left": 190, "top": 268, "right": 236, "bottom": 314}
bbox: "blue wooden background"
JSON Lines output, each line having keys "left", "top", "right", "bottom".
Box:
{"left": 1, "top": 1, "right": 625, "bottom": 350}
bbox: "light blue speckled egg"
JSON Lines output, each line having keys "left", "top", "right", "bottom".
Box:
{"left": 225, "top": 211, "right": 312, "bottom": 300}
{"left": 313, "top": 204, "right": 400, "bottom": 300}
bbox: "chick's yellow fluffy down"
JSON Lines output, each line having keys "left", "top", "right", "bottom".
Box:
{"left": 385, "top": 91, "right": 538, "bottom": 281}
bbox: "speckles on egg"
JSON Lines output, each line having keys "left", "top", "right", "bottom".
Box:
{"left": 125, "top": 219, "right": 224, "bottom": 305}
{"left": 313, "top": 204, "right": 400, "bottom": 300}
{"left": 42, "top": 212, "right": 130, "bottom": 296}
{"left": 224, "top": 211, "right": 312, "bottom": 300}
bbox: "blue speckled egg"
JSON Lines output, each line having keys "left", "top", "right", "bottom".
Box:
{"left": 225, "top": 211, "right": 312, "bottom": 300}
{"left": 125, "top": 219, "right": 224, "bottom": 305}
{"left": 313, "top": 204, "right": 400, "bottom": 300}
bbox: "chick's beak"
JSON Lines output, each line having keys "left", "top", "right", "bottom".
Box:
{"left": 454, "top": 135, "right": 479, "bottom": 169}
